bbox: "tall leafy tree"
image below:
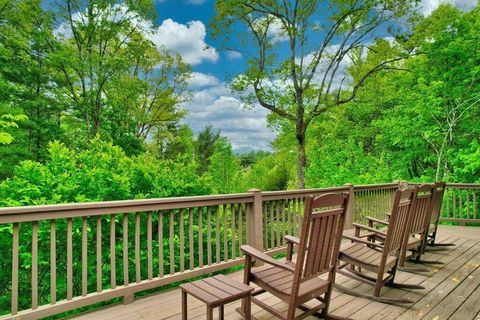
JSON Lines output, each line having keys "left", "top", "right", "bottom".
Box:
{"left": 195, "top": 125, "right": 221, "bottom": 174}
{"left": 49, "top": 0, "right": 190, "bottom": 148}
{"left": 212, "top": 0, "right": 417, "bottom": 188}
{"left": 207, "top": 137, "right": 242, "bottom": 193}
{"left": 0, "top": 0, "right": 63, "bottom": 176}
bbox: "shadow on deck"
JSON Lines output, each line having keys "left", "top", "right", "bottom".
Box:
{"left": 72, "top": 226, "right": 480, "bottom": 320}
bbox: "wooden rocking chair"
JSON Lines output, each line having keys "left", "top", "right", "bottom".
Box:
{"left": 238, "top": 193, "right": 350, "bottom": 320}
{"left": 366, "top": 184, "right": 441, "bottom": 272}
{"left": 335, "top": 188, "right": 425, "bottom": 304}
{"left": 423, "top": 182, "right": 455, "bottom": 250}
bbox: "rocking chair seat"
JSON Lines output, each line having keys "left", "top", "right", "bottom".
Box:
{"left": 406, "top": 236, "right": 422, "bottom": 250}
{"left": 339, "top": 243, "right": 397, "bottom": 272}
{"left": 251, "top": 264, "right": 330, "bottom": 304}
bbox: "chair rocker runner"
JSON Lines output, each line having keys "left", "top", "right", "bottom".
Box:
{"left": 423, "top": 182, "right": 455, "bottom": 251}
{"left": 238, "top": 193, "right": 350, "bottom": 320}
{"left": 335, "top": 188, "right": 425, "bottom": 304}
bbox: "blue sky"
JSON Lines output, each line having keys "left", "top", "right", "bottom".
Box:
{"left": 151, "top": 0, "right": 277, "bottom": 153}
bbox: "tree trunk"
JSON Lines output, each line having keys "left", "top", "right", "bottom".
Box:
{"left": 296, "top": 134, "right": 306, "bottom": 189}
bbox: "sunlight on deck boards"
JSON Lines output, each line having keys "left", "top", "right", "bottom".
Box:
{"left": 72, "top": 226, "right": 480, "bottom": 320}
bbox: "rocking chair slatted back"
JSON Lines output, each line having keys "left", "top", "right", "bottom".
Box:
{"left": 430, "top": 182, "right": 446, "bottom": 225}
{"left": 295, "top": 193, "right": 349, "bottom": 280}
{"left": 383, "top": 188, "right": 415, "bottom": 256}
{"left": 409, "top": 184, "right": 434, "bottom": 236}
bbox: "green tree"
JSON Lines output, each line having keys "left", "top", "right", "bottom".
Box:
{"left": 207, "top": 137, "right": 242, "bottom": 193}
{"left": 211, "top": 0, "right": 417, "bottom": 188}
{"left": 0, "top": 114, "right": 27, "bottom": 145}
{"left": 0, "top": 0, "right": 64, "bottom": 175}
{"left": 195, "top": 125, "right": 221, "bottom": 174}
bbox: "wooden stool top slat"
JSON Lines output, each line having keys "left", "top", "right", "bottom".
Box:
{"left": 180, "top": 274, "right": 253, "bottom": 308}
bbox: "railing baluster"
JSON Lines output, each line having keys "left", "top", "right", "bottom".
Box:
{"left": 281, "top": 200, "right": 286, "bottom": 245}
{"left": 147, "top": 211, "right": 153, "bottom": 280}
{"left": 453, "top": 189, "right": 457, "bottom": 219}
{"left": 32, "top": 221, "right": 38, "bottom": 310}
{"left": 459, "top": 190, "right": 463, "bottom": 220}
{"left": 263, "top": 202, "right": 268, "bottom": 249}
{"left": 158, "top": 211, "right": 164, "bottom": 277}
{"left": 207, "top": 206, "right": 212, "bottom": 266}
{"left": 179, "top": 209, "right": 185, "bottom": 272}
{"left": 82, "top": 217, "right": 88, "bottom": 296}
{"left": 169, "top": 210, "right": 175, "bottom": 275}
{"left": 466, "top": 190, "right": 470, "bottom": 219}
{"left": 446, "top": 188, "right": 451, "bottom": 217}
{"left": 231, "top": 204, "right": 236, "bottom": 259}
{"left": 97, "top": 216, "right": 102, "bottom": 292}
{"left": 474, "top": 192, "right": 477, "bottom": 220}
{"left": 50, "top": 220, "right": 56, "bottom": 304}
{"left": 189, "top": 208, "right": 194, "bottom": 270}
{"left": 287, "top": 199, "right": 292, "bottom": 237}
{"left": 223, "top": 204, "right": 228, "bottom": 262}
{"left": 276, "top": 201, "right": 281, "bottom": 247}
{"left": 216, "top": 206, "right": 220, "bottom": 263}
{"left": 110, "top": 214, "right": 116, "bottom": 289}
{"left": 198, "top": 207, "right": 203, "bottom": 268}
{"left": 135, "top": 213, "right": 141, "bottom": 283}
{"left": 123, "top": 213, "right": 129, "bottom": 286}
{"left": 270, "top": 201, "right": 274, "bottom": 249}
{"left": 238, "top": 204, "right": 243, "bottom": 253}
{"left": 11, "top": 223, "right": 19, "bottom": 315}
{"left": 67, "top": 218, "right": 73, "bottom": 300}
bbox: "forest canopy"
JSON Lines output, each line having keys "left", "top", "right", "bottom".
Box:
{"left": 0, "top": 0, "right": 478, "bottom": 208}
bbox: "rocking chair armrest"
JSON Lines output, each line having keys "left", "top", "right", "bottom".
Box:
{"left": 343, "top": 235, "right": 384, "bottom": 249}
{"left": 366, "top": 216, "right": 389, "bottom": 226}
{"left": 284, "top": 235, "right": 300, "bottom": 246}
{"left": 241, "top": 245, "right": 295, "bottom": 272}
{"left": 352, "top": 223, "right": 388, "bottom": 237}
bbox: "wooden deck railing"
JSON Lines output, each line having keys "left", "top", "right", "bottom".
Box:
{"left": 441, "top": 183, "right": 480, "bottom": 224}
{"left": 0, "top": 181, "right": 477, "bottom": 319}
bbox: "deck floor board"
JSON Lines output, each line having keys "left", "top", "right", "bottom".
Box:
{"left": 72, "top": 226, "right": 480, "bottom": 320}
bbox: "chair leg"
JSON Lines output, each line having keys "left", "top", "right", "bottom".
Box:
{"left": 373, "top": 270, "right": 383, "bottom": 297}
{"left": 207, "top": 306, "right": 213, "bottom": 320}
{"left": 181, "top": 290, "right": 187, "bottom": 320}
{"left": 244, "top": 295, "right": 252, "bottom": 320}
{"left": 219, "top": 305, "right": 224, "bottom": 319}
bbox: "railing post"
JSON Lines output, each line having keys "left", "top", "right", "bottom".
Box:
{"left": 123, "top": 293, "right": 134, "bottom": 305}
{"left": 247, "top": 189, "right": 264, "bottom": 252}
{"left": 344, "top": 183, "right": 355, "bottom": 230}
{"left": 398, "top": 180, "right": 408, "bottom": 190}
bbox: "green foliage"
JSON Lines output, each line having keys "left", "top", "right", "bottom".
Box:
{"left": 0, "top": 114, "right": 27, "bottom": 145}
{"left": 0, "top": 139, "right": 210, "bottom": 207}
{"left": 195, "top": 125, "right": 221, "bottom": 174}
{"left": 207, "top": 137, "right": 243, "bottom": 193}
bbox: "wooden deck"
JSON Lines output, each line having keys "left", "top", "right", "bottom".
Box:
{"left": 72, "top": 226, "right": 480, "bottom": 320}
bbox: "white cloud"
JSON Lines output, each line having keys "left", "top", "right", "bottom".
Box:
{"left": 148, "top": 19, "right": 219, "bottom": 65}
{"left": 54, "top": 5, "right": 218, "bottom": 66}
{"left": 225, "top": 50, "right": 243, "bottom": 60}
{"left": 188, "top": 72, "right": 220, "bottom": 88}
{"left": 182, "top": 84, "right": 275, "bottom": 152}
{"left": 253, "top": 15, "right": 289, "bottom": 43}
{"left": 420, "top": 0, "right": 478, "bottom": 15}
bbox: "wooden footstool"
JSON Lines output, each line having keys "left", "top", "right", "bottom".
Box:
{"left": 180, "top": 274, "right": 253, "bottom": 319}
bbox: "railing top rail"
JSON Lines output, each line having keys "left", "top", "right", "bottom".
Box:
{"left": 445, "top": 183, "right": 480, "bottom": 189}
{"left": 352, "top": 183, "right": 398, "bottom": 191}
{"left": 0, "top": 193, "right": 254, "bottom": 219}
{"left": 262, "top": 186, "right": 349, "bottom": 201}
